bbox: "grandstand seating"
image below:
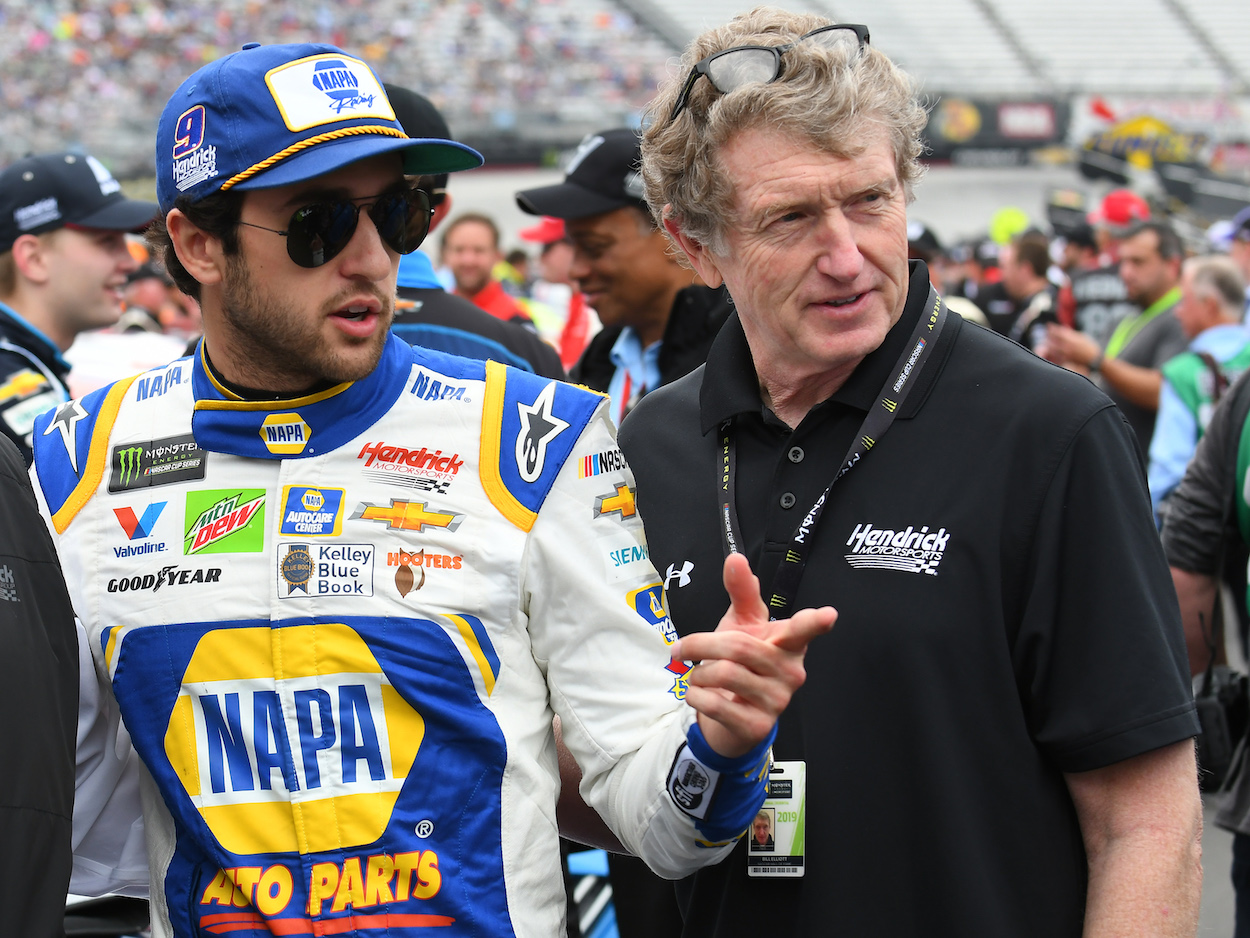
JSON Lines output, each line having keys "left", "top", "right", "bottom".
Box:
{"left": 643, "top": 0, "right": 1248, "bottom": 97}
{"left": 0, "top": 0, "right": 1246, "bottom": 174}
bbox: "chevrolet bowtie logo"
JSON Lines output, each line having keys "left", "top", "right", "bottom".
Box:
{"left": 593, "top": 483, "right": 636, "bottom": 520}
{"left": 0, "top": 369, "right": 48, "bottom": 402}
{"left": 350, "top": 499, "right": 463, "bottom": 533}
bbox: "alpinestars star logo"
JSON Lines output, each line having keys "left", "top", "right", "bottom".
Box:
{"left": 515, "top": 382, "right": 568, "bottom": 483}
{"left": 843, "top": 522, "right": 949, "bottom": 576}
{"left": 43, "top": 399, "right": 89, "bottom": 472}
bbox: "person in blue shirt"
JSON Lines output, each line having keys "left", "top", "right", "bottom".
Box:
{"left": 1150, "top": 254, "right": 1250, "bottom": 522}
{"left": 383, "top": 84, "right": 564, "bottom": 380}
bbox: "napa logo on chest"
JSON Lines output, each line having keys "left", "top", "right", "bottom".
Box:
{"left": 163, "top": 624, "right": 424, "bottom": 855}
{"left": 261, "top": 413, "right": 312, "bottom": 455}
{"left": 184, "top": 489, "right": 266, "bottom": 555}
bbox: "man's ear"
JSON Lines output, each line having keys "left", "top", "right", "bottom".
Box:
{"left": 429, "top": 193, "right": 453, "bottom": 234}
{"left": 663, "top": 213, "right": 723, "bottom": 289}
{"left": 10, "top": 233, "right": 53, "bottom": 286}
{"left": 166, "top": 209, "right": 225, "bottom": 287}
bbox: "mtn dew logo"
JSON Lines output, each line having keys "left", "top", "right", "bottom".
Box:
{"left": 184, "top": 490, "right": 266, "bottom": 555}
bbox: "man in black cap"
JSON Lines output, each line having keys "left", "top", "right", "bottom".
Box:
{"left": 384, "top": 84, "right": 564, "bottom": 379}
{"left": 0, "top": 151, "right": 157, "bottom": 461}
{"left": 517, "top": 129, "right": 731, "bottom": 427}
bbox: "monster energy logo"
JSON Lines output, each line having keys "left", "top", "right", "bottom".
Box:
{"left": 116, "top": 446, "right": 144, "bottom": 487}
{"left": 108, "top": 434, "right": 207, "bottom": 493}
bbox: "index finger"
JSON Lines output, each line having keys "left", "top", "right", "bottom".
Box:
{"left": 723, "top": 552, "right": 769, "bottom": 626}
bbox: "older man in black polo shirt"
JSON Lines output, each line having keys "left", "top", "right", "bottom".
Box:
{"left": 617, "top": 8, "right": 1202, "bottom": 937}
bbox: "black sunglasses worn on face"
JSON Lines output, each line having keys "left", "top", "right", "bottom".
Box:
{"left": 668, "top": 23, "right": 870, "bottom": 124}
{"left": 238, "top": 188, "right": 434, "bottom": 268}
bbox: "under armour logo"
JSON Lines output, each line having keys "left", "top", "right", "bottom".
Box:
{"left": 664, "top": 561, "right": 694, "bottom": 590}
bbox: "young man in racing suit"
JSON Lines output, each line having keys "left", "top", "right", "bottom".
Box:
{"left": 31, "top": 43, "right": 833, "bottom": 937}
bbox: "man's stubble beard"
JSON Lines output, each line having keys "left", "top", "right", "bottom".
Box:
{"left": 219, "top": 251, "right": 394, "bottom": 390}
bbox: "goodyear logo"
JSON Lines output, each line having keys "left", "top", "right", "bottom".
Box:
{"left": 279, "top": 486, "right": 344, "bottom": 537}
{"left": 184, "top": 490, "right": 266, "bottom": 555}
{"left": 164, "top": 624, "right": 425, "bottom": 856}
{"left": 261, "top": 413, "right": 311, "bottom": 455}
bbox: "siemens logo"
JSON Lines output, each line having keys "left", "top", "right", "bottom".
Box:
{"left": 609, "top": 544, "right": 648, "bottom": 567}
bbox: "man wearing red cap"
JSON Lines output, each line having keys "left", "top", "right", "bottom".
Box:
{"left": 1064, "top": 189, "right": 1150, "bottom": 345}
{"left": 519, "top": 216, "right": 596, "bottom": 371}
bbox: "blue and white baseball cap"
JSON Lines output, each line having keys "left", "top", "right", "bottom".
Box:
{"left": 156, "top": 42, "right": 483, "bottom": 213}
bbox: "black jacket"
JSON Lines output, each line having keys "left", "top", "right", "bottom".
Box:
{"left": 393, "top": 287, "right": 565, "bottom": 380}
{"left": 569, "top": 285, "right": 733, "bottom": 393}
{"left": 0, "top": 433, "right": 77, "bottom": 936}
{"left": 0, "top": 303, "right": 70, "bottom": 465}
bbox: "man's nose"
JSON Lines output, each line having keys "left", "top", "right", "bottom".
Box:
{"left": 813, "top": 212, "right": 864, "bottom": 281}
{"left": 339, "top": 208, "right": 394, "bottom": 281}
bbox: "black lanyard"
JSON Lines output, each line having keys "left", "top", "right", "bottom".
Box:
{"left": 719, "top": 287, "right": 949, "bottom": 619}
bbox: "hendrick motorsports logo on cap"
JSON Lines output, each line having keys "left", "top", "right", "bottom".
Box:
{"left": 267, "top": 53, "right": 395, "bottom": 131}
{"left": 172, "top": 105, "right": 217, "bottom": 193}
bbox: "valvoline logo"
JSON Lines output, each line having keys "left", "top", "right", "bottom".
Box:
{"left": 114, "top": 502, "right": 169, "bottom": 559}
{"left": 163, "top": 623, "right": 425, "bottom": 855}
{"left": 115, "top": 502, "right": 166, "bottom": 540}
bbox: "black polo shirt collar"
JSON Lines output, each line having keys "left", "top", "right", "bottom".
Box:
{"left": 699, "top": 261, "right": 958, "bottom": 434}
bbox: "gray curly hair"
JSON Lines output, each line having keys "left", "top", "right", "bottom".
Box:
{"left": 641, "top": 7, "right": 927, "bottom": 258}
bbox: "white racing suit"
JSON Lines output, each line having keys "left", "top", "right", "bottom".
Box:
{"left": 32, "top": 334, "right": 771, "bottom": 937}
